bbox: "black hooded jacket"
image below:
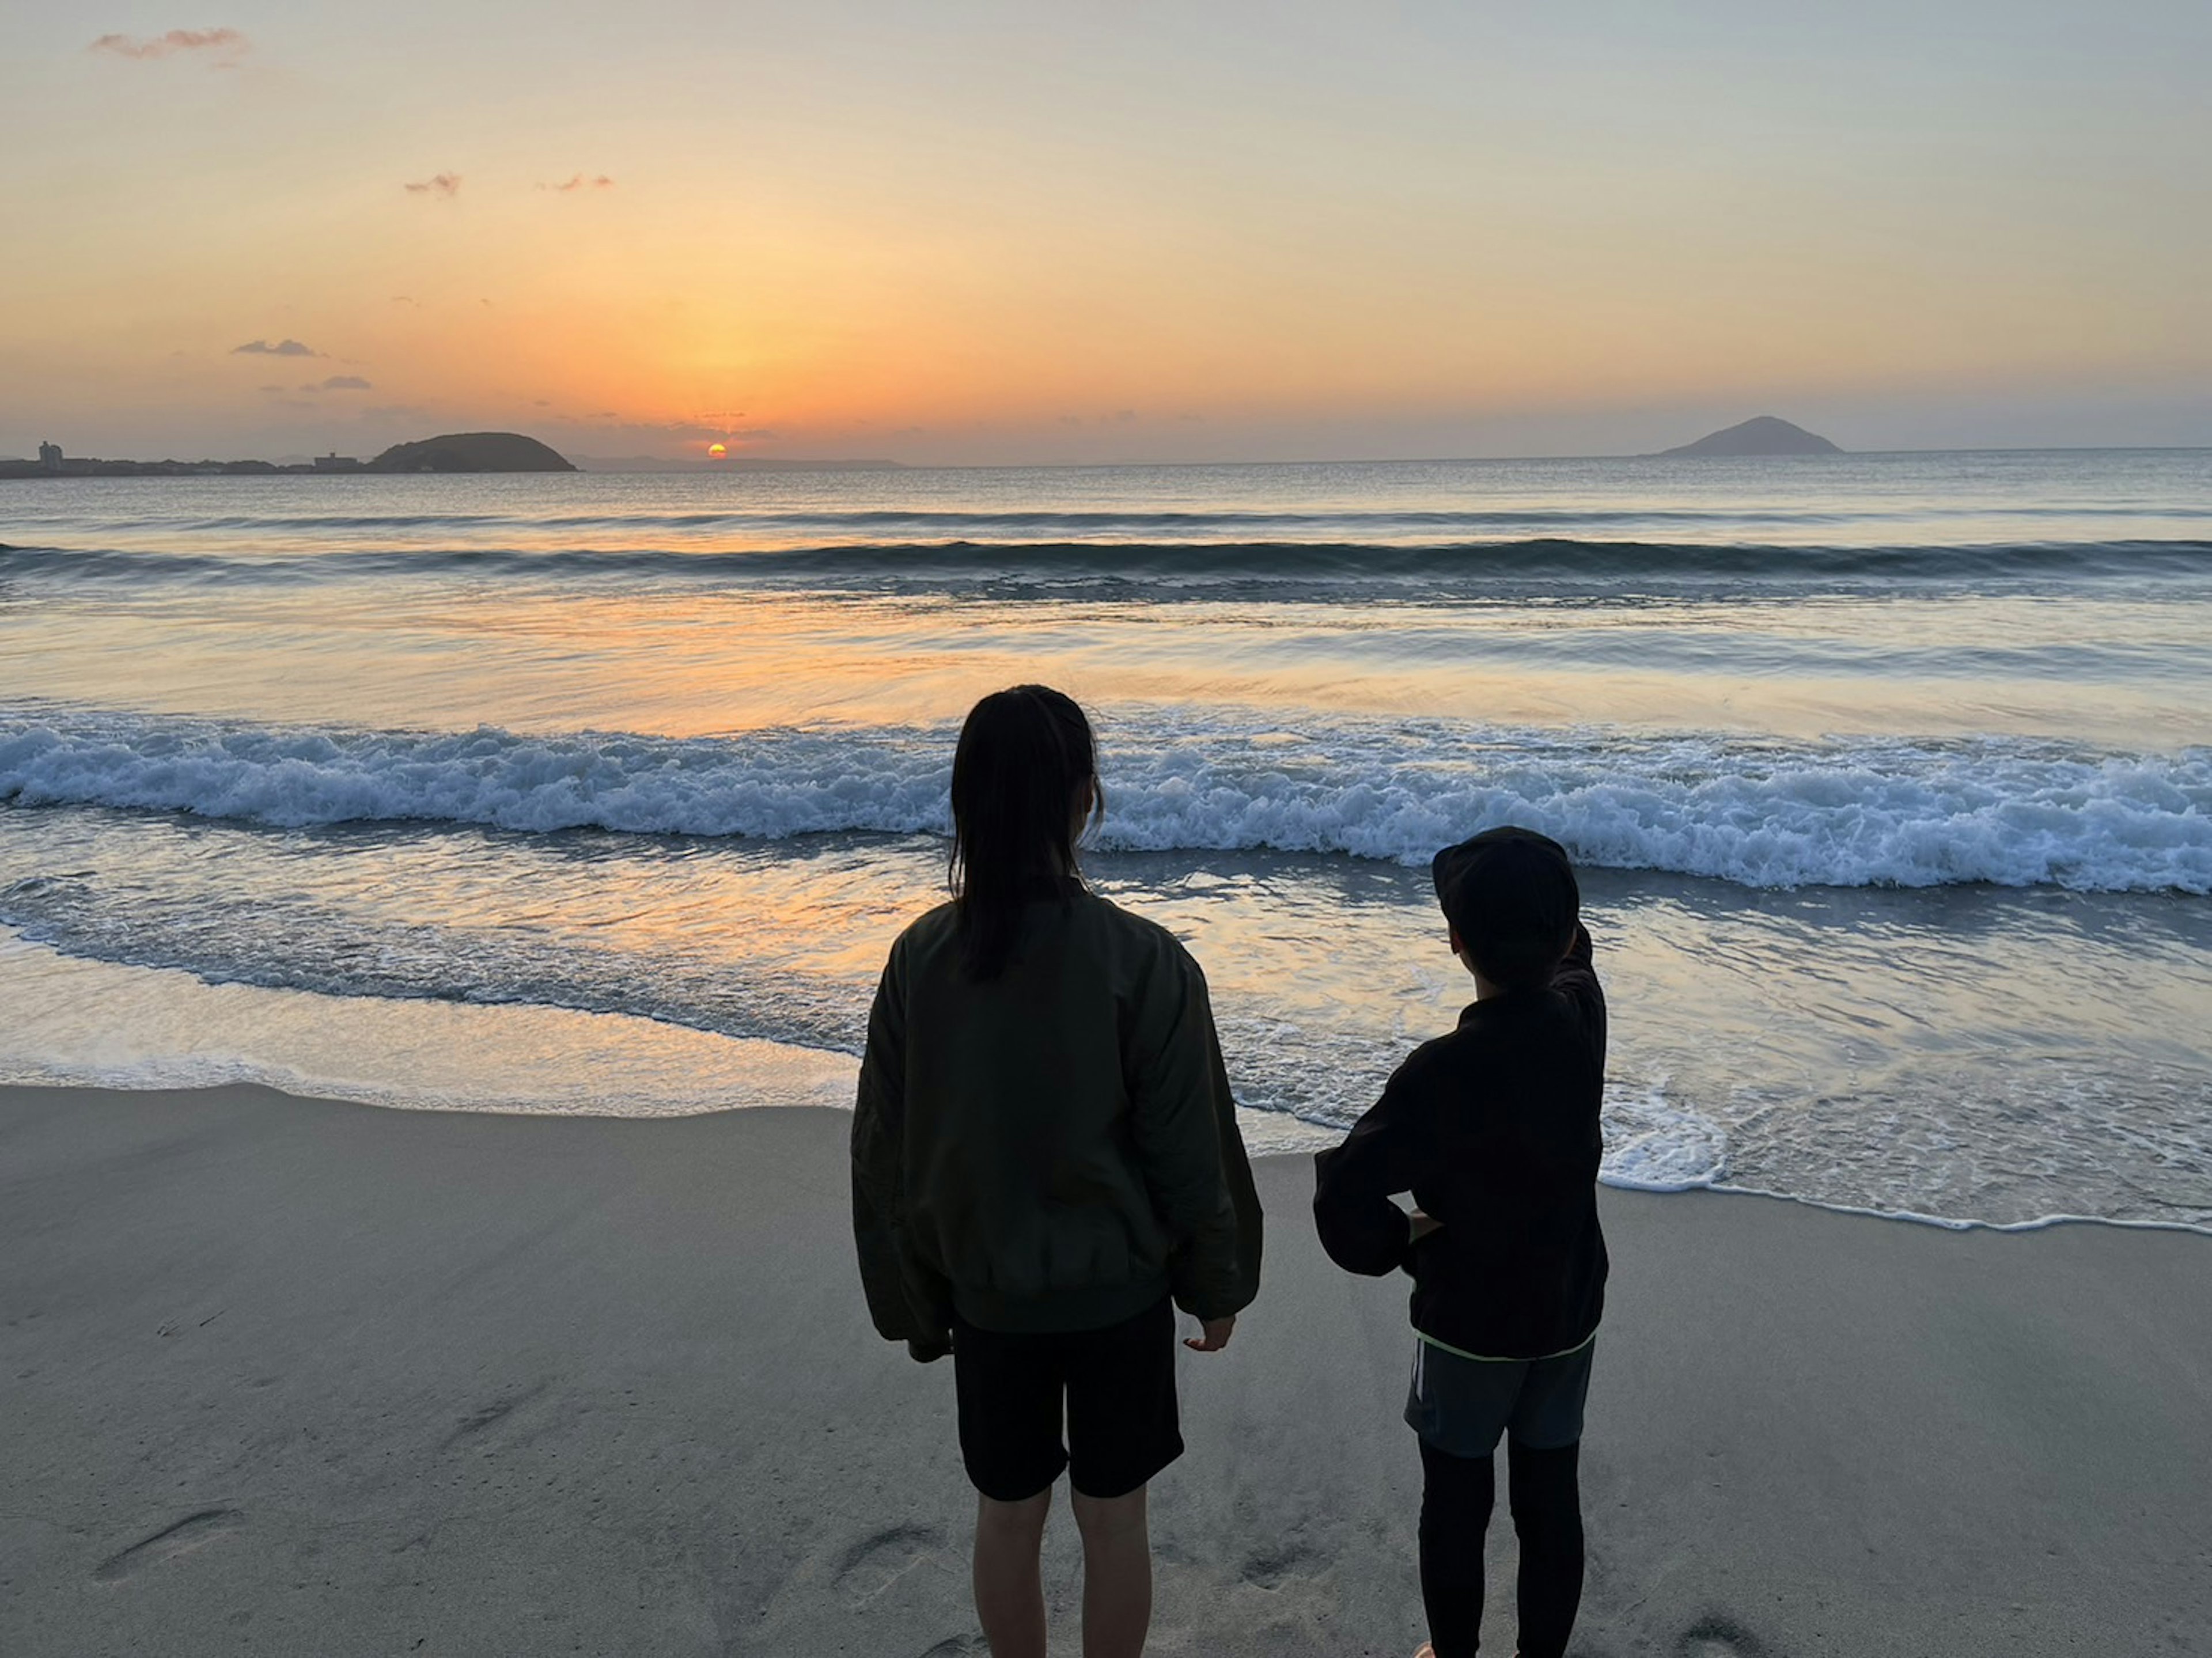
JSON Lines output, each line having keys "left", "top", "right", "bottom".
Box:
{"left": 1312, "top": 924, "right": 1607, "bottom": 1359}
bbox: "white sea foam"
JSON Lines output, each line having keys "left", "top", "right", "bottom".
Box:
{"left": 1597, "top": 1080, "right": 1730, "bottom": 1192}
{"left": 3, "top": 706, "right": 2206, "bottom": 892}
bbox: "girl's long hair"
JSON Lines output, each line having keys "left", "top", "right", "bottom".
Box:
{"left": 949, "top": 685, "right": 1100, "bottom": 981}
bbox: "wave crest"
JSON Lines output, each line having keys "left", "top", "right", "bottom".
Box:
{"left": 3, "top": 706, "right": 2206, "bottom": 893}
{"left": 6, "top": 537, "right": 2207, "bottom": 600}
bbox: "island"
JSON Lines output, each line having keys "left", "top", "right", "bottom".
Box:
{"left": 365, "top": 432, "right": 575, "bottom": 473}
{"left": 1658, "top": 416, "right": 1841, "bottom": 457}
{"left": 1, "top": 431, "right": 575, "bottom": 479}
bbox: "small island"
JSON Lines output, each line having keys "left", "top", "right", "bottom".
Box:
{"left": 1658, "top": 416, "right": 1841, "bottom": 457}
{"left": 366, "top": 432, "right": 575, "bottom": 473}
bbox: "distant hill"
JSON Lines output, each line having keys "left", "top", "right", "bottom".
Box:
{"left": 1660, "top": 416, "right": 1841, "bottom": 457}
{"left": 367, "top": 432, "right": 575, "bottom": 473}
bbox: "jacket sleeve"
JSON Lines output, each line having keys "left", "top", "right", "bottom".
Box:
{"left": 1312, "top": 1061, "right": 1430, "bottom": 1277}
{"left": 1550, "top": 922, "right": 1607, "bottom": 1069}
{"left": 1127, "top": 945, "right": 1263, "bottom": 1322}
{"left": 851, "top": 939, "right": 951, "bottom": 1361}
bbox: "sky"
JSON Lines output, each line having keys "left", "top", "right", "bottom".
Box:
{"left": 5, "top": 0, "right": 2209, "bottom": 464}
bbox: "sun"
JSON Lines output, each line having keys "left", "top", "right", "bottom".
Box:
{"left": 707, "top": 442, "right": 728, "bottom": 460}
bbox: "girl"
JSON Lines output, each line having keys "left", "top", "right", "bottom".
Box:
{"left": 853, "top": 684, "right": 1263, "bottom": 1658}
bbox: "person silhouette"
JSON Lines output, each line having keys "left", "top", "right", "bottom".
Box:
{"left": 853, "top": 684, "right": 1264, "bottom": 1657}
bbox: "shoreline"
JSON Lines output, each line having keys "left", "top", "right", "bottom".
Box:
{"left": 6, "top": 1081, "right": 2209, "bottom": 1656}
{"left": 9, "top": 973, "right": 2203, "bottom": 1234}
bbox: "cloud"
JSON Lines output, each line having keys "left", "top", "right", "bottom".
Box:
{"left": 403, "top": 173, "right": 463, "bottom": 198}
{"left": 541, "top": 174, "right": 616, "bottom": 193}
{"left": 90, "top": 28, "right": 248, "bottom": 63}
{"left": 232, "top": 339, "right": 320, "bottom": 357}
{"left": 319, "top": 375, "right": 373, "bottom": 391}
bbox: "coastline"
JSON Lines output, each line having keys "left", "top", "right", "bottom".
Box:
{"left": 5, "top": 1084, "right": 2207, "bottom": 1655}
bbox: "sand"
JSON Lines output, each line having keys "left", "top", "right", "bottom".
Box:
{"left": 3, "top": 1084, "right": 2207, "bottom": 1657}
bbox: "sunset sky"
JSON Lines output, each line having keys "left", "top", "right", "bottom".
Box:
{"left": 6, "top": 1, "right": 2207, "bottom": 464}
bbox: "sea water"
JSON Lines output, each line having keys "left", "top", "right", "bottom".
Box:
{"left": 2, "top": 451, "right": 2207, "bottom": 1229}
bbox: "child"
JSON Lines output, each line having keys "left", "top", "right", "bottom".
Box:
{"left": 1313, "top": 826, "right": 1607, "bottom": 1658}
{"left": 852, "top": 684, "right": 1263, "bottom": 1658}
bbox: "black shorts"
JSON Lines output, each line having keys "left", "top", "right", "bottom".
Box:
{"left": 951, "top": 1295, "right": 1183, "bottom": 1501}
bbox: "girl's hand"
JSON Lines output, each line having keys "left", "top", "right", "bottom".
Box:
{"left": 1185, "top": 1315, "right": 1236, "bottom": 1352}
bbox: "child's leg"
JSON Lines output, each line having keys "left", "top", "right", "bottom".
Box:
{"left": 1069, "top": 1483, "right": 1151, "bottom": 1658}
{"left": 1416, "top": 1437, "right": 1496, "bottom": 1657}
{"left": 1505, "top": 1437, "right": 1584, "bottom": 1658}
{"left": 972, "top": 1488, "right": 1052, "bottom": 1658}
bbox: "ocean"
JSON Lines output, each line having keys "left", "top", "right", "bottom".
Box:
{"left": 3, "top": 450, "right": 2208, "bottom": 1231}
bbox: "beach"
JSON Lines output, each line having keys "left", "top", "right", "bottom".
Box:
{"left": 14, "top": 0, "right": 2211, "bottom": 1646}
{"left": 6, "top": 1083, "right": 2207, "bottom": 1657}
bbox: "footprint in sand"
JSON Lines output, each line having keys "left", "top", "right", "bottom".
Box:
{"left": 1677, "top": 1614, "right": 1769, "bottom": 1657}
{"left": 832, "top": 1523, "right": 943, "bottom": 1604}
{"left": 442, "top": 1379, "right": 550, "bottom": 1448}
{"left": 1239, "top": 1537, "right": 1320, "bottom": 1590}
{"left": 93, "top": 1509, "right": 241, "bottom": 1582}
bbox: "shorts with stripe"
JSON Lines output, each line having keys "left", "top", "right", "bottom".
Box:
{"left": 1404, "top": 1335, "right": 1594, "bottom": 1458}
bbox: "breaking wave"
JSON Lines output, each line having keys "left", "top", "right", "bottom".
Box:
{"left": 5, "top": 537, "right": 2207, "bottom": 600}
{"left": 5, "top": 704, "right": 2206, "bottom": 893}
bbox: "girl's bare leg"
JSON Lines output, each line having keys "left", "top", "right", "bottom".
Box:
{"left": 1069, "top": 1484, "right": 1152, "bottom": 1658}
{"left": 973, "top": 1488, "right": 1052, "bottom": 1658}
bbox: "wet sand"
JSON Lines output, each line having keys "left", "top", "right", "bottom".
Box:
{"left": 3, "top": 1084, "right": 2207, "bottom": 1656}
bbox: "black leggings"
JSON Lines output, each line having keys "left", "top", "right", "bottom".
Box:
{"left": 1417, "top": 1436, "right": 1584, "bottom": 1658}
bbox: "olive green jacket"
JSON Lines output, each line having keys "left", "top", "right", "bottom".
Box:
{"left": 852, "top": 889, "right": 1263, "bottom": 1360}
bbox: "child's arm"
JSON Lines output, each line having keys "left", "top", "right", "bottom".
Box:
{"left": 1128, "top": 944, "right": 1263, "bottom": 1329}
{"left": 850, "top": 940, "right": 952, "bottom": 1361}
{"left": 1549, "top": 921, "right": 1607, "bottom": 1059}
{"left": 1310, "top": 1062, "right": 1433, "bottom": 1276}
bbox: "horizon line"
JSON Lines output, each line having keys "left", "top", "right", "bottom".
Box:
{"left": 13, "top": 441, "right": 2211, "bottom": 474}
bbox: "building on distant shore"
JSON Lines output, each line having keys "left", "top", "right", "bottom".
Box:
{"left": 39, "top": 441, "right": 63, "bottom": 473}
{"left": 312, "top": 452, "right": 363, "bottom": 472}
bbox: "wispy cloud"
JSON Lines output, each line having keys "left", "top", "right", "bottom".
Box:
{"left": 541, "top": 174, "right": 616, "bottom": 193}
{"left": 314, "top": 376, "right": 373, "bottom": 391}
{"left": 90, "top": 27, "right": 248, "bottom": 64}
{"left": 403, "top": 173, "right": 463, "bottom": 198}
{"left": 232, "top": 339, "right": 320, "bottom": 357}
